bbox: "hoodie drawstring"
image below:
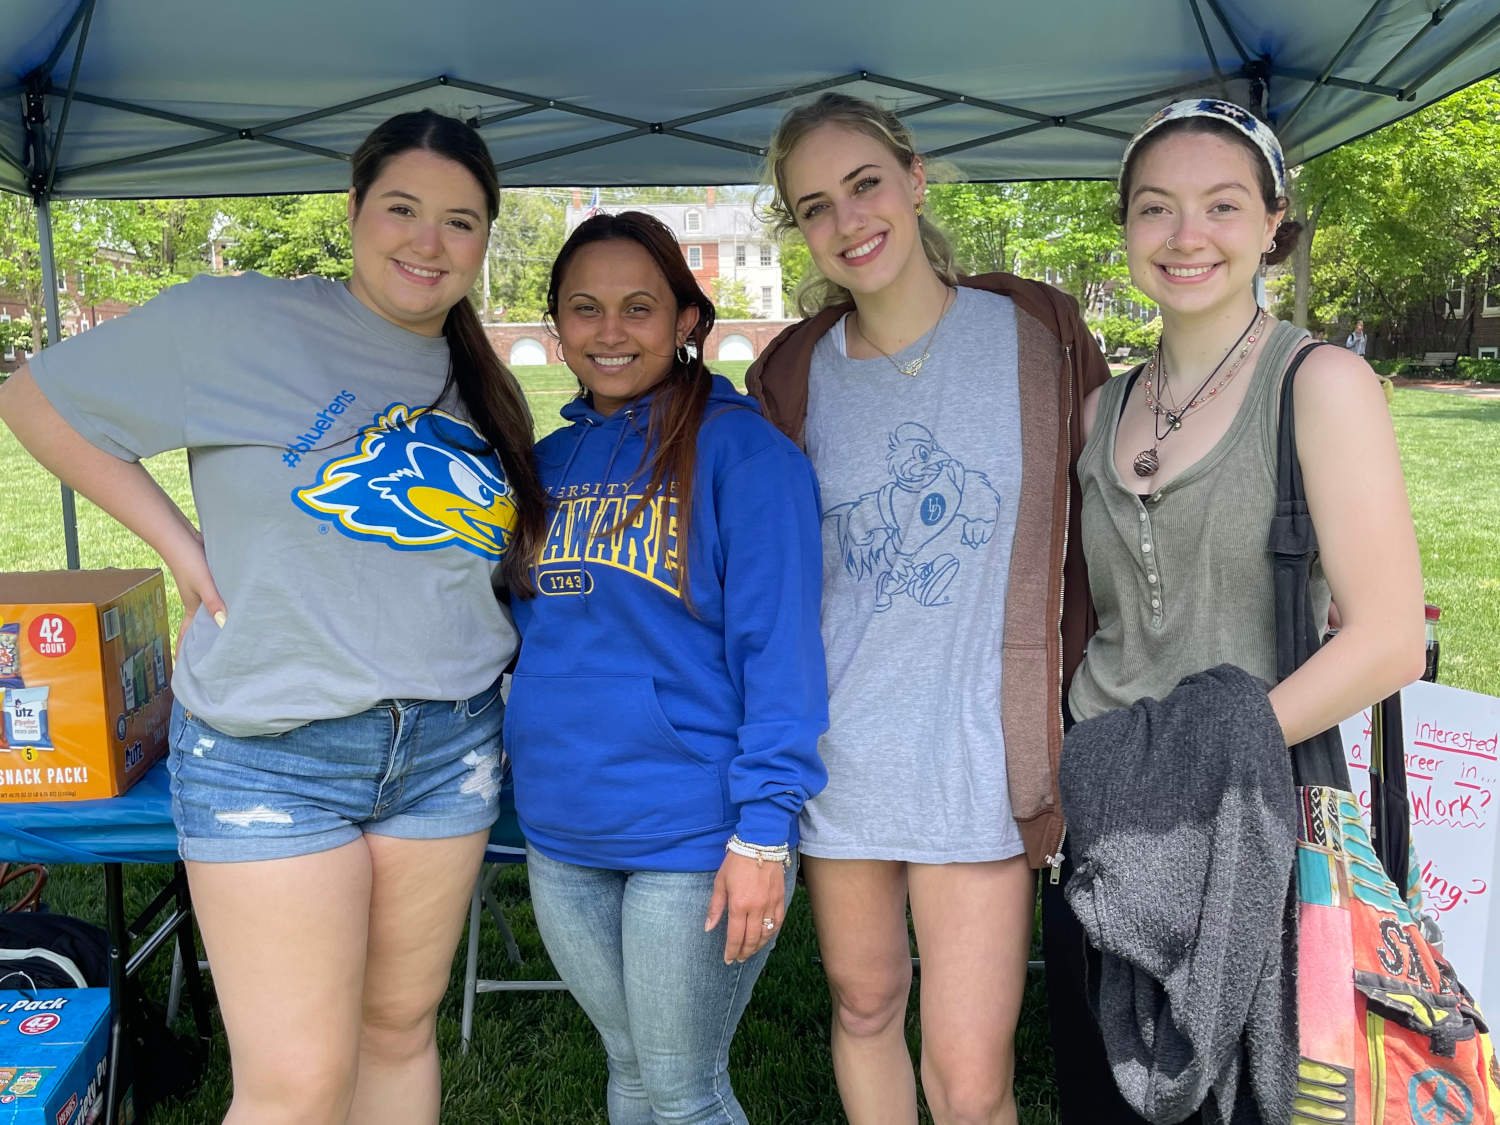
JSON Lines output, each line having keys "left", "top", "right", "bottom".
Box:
{"left": 554, "top": 413, "right": 636, "bottom": 613}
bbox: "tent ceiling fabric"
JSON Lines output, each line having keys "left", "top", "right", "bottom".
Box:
{"left": 3, "top": 0, "right": 1498, "bottom": 200}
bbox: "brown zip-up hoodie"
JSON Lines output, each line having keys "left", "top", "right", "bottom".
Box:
{"left": 745, "top": 273, "right": 1109, "bottom": 872}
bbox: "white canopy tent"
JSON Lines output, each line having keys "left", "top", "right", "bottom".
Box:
{"left": 5, "top": 0, "right": 1499, "bottom": 560}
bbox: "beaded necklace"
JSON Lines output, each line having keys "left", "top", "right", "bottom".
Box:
{"left": 1132, "top": 308, "right": 1266, "bottom": 478}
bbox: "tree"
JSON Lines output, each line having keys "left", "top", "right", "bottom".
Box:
{"left": 217, "top": 193, "right": 351, "bottom": 279}
{"left": 926, "top": 183, "right": 1026, "bottom": 275}
{"left": 0, "top": 194, "right": 47, "bottom": 352}
{"left": 926, "top": 180, "right": 1133, "bottom": 311}
{"left": 777, "top": 235, "right": 810, "bottom": 311}
{"left": 711, "top": 277, "right": 755, "bottom": 319}
{"left": 1287, "top": 78, "right": 1500, "bottom": 348}
{"left": 487, "top": 189, "right": 566, "bottom": 322}
{"left": 0, "top": 195, "right": 213, "bottom": 352}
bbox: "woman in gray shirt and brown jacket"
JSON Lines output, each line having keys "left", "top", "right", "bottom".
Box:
{"left": 749, "top": 92, "right": 1107, "bottom": 1125}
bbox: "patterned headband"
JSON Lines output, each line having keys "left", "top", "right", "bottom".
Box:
{"left": 1120, "top": 98, "right": 1287, "bottom": 199}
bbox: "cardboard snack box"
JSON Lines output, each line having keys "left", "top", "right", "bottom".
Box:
{"left": 0, "top": 570, "right": 172, "bottom": 802}
{"left": 0, "top": 989, "right": 119, "bottom": 1124}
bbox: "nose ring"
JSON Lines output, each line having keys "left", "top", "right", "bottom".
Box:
{"left": 1166, "top": 235, "right": 1179, "bottom": 251}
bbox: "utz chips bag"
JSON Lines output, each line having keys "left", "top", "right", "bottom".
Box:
{"left": 3, "top": 685, "right": 51, "bottom": 752}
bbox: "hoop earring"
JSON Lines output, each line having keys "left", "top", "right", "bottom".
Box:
{"left": 555, "top": 342, "right": 565, "bottom": 364}
{"left": 1267, "top": 238, "right": 1277, "bottom": 254}
{"left": 1166, "top": 235, "right": 1179, "bottom": 251}
{"left": 675, "top": 342, "right": 692, "bottom": 364}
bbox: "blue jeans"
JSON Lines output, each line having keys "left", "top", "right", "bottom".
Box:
{"left": 526, "top": 846, "right": 795, "bottom": 1125}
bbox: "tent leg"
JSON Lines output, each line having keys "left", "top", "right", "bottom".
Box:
{"left": 34, "top": 199, "right": 80, "bottom": 570}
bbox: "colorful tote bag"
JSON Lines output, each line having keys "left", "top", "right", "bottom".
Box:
{"left": 1272, "top": 345, "right": 1499, "bottom": 1124}
{"left": 1293, "top": 783, "right": 1498, "bottom": 1124}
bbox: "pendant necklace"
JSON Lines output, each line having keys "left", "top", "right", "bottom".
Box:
{"left": 1132, "top": 307, "right": 1266, "bottom": 478}
{"left": 854, "top": 287, "right": 955, "bottom": 377}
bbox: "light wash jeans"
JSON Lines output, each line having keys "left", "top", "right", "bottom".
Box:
{"left": 526, "top": 845, "right": 796, "bottom": 1125}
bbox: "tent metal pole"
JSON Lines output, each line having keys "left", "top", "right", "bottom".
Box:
{"left": 43, "top": 0, "right": 96, "bottom": 194}
{"left": 661, "top": 129, "right": 764, "bottom": 157}
{"left": 1186, "top": 0, "right": 1229, "bottom": 95}
{"left": 497, "top": 127, "right": 651, "bottom": 172}
{"left": 59, "top": 132, "right": 239, "bottom": 181}
{"left": 927, "top": 119, "right": 1051, "bottom": 159}
{"left": 659, "top": 72, "right": 865, "bottom": 130}
{"left": 1202, "top": 0, "right": 1252, "bottom": 64}
{"left": 1271, "top": 69, "right": 1404, "bottom": 99}
{"left": 1279, "top": 0, "right": 1386, "bottom": 133}
{"left": 1398, "top": 8, "right": 1500, "bottom": 98}
{"left": 249, "top": 76, "right": 446, "bottom": 135}
{"left": 863, "top": 73, "right": 1051, "bottom": 124}
{"left": 34, "top": 200, "right": 81, "bottom": 570}
{"left": 472, "top": 104, "right": 548, "bottom": 129}
{"left": 48, "top": 89, "right": 241, "bottom": 135}
{"left": 1371, "top": 0, "right": 1464, "bottom": 87}
{"left": 446, "top": 78, "right": 650, "bottom": 130}
{"left": 1070, "top": 76, "right": 1229, "bottom": 120}
{"left": 253, "top": 135, "right": 349, "bottom": 162}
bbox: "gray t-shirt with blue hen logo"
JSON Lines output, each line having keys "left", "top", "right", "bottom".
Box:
{"left": 29, "top": 272, "right": 519, "bottom": 736}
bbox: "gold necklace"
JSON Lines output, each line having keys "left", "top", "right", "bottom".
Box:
{"left": 853, "top": 287, "right": 955, "bottom": 377}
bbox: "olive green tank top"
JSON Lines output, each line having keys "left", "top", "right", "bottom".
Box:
{"left": 1068, "top": 319, "right": 1330, "bottom": 721}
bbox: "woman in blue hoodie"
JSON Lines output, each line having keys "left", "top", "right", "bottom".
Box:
{"left": 505, "top": 210, "right": 829, "bottom": 1125}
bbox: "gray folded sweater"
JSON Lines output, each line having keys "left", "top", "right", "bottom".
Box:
{"left": 1060, "top": 663, "right": 1298, "bottom": 1125}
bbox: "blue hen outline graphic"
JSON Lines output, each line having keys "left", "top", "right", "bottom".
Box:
{"left": 825, "top": 422, "right": 1002, "bottom": 612}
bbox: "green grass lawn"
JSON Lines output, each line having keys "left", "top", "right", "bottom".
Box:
{"left": 2, "top": 382, "right": 1496, "bottom": 1124}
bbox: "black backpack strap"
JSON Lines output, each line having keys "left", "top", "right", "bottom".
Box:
{"left": 1267, "top": 342, "right": 1353, "bottom": 790}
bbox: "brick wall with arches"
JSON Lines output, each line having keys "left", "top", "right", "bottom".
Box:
{"left": 485, "top": 319, "right": 796, "bottom": 369}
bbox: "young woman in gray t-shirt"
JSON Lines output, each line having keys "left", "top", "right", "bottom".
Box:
{"left": 0, "top": 111, "right": 547, "bottom": 1125}
{"left": 749, "top": 93, "right": 1110, "bottom": 1125}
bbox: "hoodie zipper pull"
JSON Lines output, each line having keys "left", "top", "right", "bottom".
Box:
{"left": 1045, "top": 828, "right": 1066, "bottom": 885}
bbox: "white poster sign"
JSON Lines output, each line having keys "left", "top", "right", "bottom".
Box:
{"left": 1339, "top": 679, "right": 1500, "bottom": 1016}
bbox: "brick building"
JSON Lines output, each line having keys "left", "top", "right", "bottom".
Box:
{"left": 564, "top": 189, "right": 785, "bottom": 321}
{"left": 1, "top": 268, "right": 132, "bottom": 373}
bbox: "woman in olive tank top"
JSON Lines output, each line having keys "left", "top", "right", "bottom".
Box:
{"left": 1042, "top": 99, "right": 1426, "bottom": 1124}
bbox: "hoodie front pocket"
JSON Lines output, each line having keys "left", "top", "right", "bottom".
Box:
{"left": 504, "top": 673, "right": 730, "bottom": 841}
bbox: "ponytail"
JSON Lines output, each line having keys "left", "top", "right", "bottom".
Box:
{"left": 441, "top": 297, "right": 548, "bottom": 595}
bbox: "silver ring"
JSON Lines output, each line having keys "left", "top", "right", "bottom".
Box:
{"left": 1166, "top": 235, "right": 1178, "bottom": 251}
{"left": 761, "top": 918, "right": 776, "bottom": 931}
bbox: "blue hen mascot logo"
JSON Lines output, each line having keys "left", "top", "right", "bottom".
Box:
{"left": 294, "top": 403, "right": 516, "bottom": 560}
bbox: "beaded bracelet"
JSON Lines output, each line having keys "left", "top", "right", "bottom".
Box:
{"left": 725, "top": 835, "right": 792, "bottom": 869}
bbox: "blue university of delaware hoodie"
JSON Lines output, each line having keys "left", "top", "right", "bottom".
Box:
{"left": 506, "top": 374, "right": 829, "bottom": 871}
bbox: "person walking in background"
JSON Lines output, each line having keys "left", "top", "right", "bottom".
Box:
{"left": 504, "top": 210, "right": 828, "bottom": 1125}
{"left": 749, "top": 92, "right": 1108, "bottom": 1125}
{"left": 1045, "top": 97, "right": 1423, "bottom": 1123}
{"left": 1345, "top": 318, "right": 1368, "bottom": 355}
{"left": 0, "top": 110, "right": 549, "bottom": 1125}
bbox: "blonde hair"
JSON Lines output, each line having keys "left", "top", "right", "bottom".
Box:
{"left": 762, "top": 93, "right": 958, "bottom": 316}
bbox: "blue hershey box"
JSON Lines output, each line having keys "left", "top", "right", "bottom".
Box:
{"left": 0, "top": 990, "right": 113, "bottom": 1125}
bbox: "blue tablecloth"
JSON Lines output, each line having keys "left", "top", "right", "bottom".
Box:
{"left": 0, "top": 759, "right": 179, "bottom": 865}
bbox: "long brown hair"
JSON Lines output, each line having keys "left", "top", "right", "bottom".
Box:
{"left": 546, "top": 211, "right": 717, "bottom": 600}
{"left": 761, "top": 92, "right": 958, "bottom": 315}
{"left": 350, "top": 109, "right": 547, "bottom": 594}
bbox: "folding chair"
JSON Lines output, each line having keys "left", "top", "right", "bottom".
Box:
{"left": 459, "top": 774, "right": 568, "bottom": 1053}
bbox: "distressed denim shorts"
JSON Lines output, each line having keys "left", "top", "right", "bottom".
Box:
{"left": 166, "top": 682, "right": 504, "bottom": 863}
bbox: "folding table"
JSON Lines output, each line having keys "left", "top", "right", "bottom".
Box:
{"left": 0, "top": 760, "right": 211, "bottom": 1125}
